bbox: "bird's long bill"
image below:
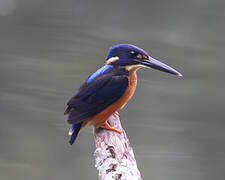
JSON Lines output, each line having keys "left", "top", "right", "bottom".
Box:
{"left": 141, "top": 57, "right": 182, "bottom": 76}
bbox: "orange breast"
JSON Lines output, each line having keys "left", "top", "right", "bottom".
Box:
{"left": 81, "top": 70, "right": 138, "bottom": 129}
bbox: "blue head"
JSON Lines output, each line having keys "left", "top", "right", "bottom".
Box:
{"left": 105, "top": 44, "right": 149, "bottom": 66}
{"left": 105, "top": 44, "right": 182, "bottom": 76}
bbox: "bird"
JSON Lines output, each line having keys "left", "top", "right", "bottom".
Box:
{"left": 64, "top": 44, "right": 182, "bottom": 145}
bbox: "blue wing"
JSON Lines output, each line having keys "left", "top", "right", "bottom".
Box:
{"left": 65, "top": 67, "right": 129, "bottom": 124}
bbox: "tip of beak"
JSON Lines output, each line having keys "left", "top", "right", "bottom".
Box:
{"left": 178, "top": 72, "right": 183, "bottom": 77}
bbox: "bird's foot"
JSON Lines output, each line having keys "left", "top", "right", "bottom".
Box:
{"left": 113, "top": 111, "right": 120, "bottom": 119}
{"left": 100, "top": 121, "right": 122, "bottom": 134}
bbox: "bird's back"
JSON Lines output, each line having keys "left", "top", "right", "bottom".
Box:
{"left": 65, "top": 66, "right": 130, "bottom": 125}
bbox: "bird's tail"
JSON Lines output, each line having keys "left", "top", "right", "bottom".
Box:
{"left": 68, "top": 123, "right": 82, "bottom": 145}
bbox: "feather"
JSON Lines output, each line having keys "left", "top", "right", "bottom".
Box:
{"left": 69, "top": 123, "right": 82, "bottom": 145}
{"left": 65, "top": 67, "right": 129, "bottom": 124}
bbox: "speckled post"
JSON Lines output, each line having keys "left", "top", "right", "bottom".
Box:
{"left": 93, "top": 115, "right": 142, "bottom": 180}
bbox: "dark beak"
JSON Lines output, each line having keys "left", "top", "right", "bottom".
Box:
{"left": 140, "top": 56, "right": 182, "bottom": 76}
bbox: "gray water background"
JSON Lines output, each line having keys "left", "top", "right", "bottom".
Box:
{"left": 0, "top": 0, "right": 225, "bottom": 179}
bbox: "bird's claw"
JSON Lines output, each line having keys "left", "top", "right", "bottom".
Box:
{"left": 100, "top": 121, "right": 122, "bottom": 134}
{"left": 113, "top": 111, "right": 120, "bottom": 119}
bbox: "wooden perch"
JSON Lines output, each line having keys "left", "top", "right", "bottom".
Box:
{"left": 93, "top": 114, "right": 142, "bottom": 180}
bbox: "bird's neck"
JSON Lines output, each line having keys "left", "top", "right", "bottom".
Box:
{"left": 116, "top": 65, "right": 139, "bottom": 86}
{"left": 124, "top": 65, "right": 141, "bottom": 87}
{"left": 125, "top": 64, "right": 145, "bottom": 71}
{"left": 128, "top": 69, "right": 138, "bottom": 87}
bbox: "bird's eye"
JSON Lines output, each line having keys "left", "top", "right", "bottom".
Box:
{"left": 129, "top": 51, "right": 147, "bottom": 59}
{"left": 130, "top": 51, "right": 136, "bottom": 55}
{"left": 129, "top": 51, "right": 140, "bottom": 58}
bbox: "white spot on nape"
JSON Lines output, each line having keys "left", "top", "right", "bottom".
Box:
{"left": 105, "top": 56, "right": 119, "bottom": 64}
{"left": 125, "top": 64, "right": 146, "bottom": 71}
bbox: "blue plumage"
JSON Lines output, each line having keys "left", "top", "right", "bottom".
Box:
{"left": 69, "top": 123, "right": 82, "bottom": 145}
{"left": 66, "top": 67, "right": 129, "bottom": 124}
{"left": 87, "top": 65, "right": 113, "bottom": 83}
{"left": 105, "top": 44, "right": 149, "bottom": 66}
{"left": 65, "top": 44, "right": 182, "bottom": 144}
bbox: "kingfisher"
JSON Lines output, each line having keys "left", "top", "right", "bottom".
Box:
{"left": 64, "top": 44, "right": 182, "bottom": 145}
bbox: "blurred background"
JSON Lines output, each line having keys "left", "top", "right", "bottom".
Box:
{"left": 0, "top": 0, "right": 225, "bottom": 179}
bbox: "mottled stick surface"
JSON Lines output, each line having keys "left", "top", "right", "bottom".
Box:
{"left": 93, "top": 115, "right": 142, "bottom": 180}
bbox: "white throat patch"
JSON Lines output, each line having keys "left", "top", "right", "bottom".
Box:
{"left": 125, "top": 64, "right": 147, "bottom": 71}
